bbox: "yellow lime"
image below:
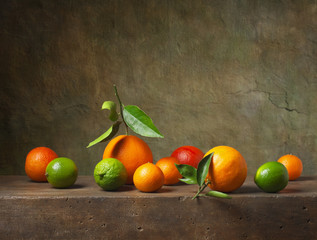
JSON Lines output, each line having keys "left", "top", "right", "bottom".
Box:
{"left": 94, "top": 158, "right": 127, "bottom": 191}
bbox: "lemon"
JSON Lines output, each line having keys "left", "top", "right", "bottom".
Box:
{"left": 45, "top": 157, "right": 78, "bottom": 188}
{"left": 254, "top": 161, "right": 289, "bottom": 193}
{"left": 94, "top": 158, "right": 127, "bottom": 191}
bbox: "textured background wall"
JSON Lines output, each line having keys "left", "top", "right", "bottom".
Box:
{"left": 1, "top": 0, "right": 316, "bottom": 175}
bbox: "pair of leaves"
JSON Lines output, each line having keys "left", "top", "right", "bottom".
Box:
{"left": 87, "top": 101, "right": 163, "bottom": 148}
{"left": 175, "top": 152, "right": 231, "bottom": 199}
{"left": 176, "top": 152, "right": 214, "bottom": 187}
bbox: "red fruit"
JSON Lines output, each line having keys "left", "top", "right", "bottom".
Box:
{"left": 171, "top": 146, "right": 204, "bottom": 168}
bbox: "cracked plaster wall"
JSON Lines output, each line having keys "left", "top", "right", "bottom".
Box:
{"left": 1, "top": 0, "right": 317, "bottom": 176}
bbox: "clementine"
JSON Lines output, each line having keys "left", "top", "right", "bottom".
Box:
{"left": 133, "top": 163, "right": 164, "bottom": 192}
{"left": 25, "top": 147, "right": 58, "bottom": 182}
{"left": 103, "top": 135, "right": 153, "bottom": 184}
{"left": 277, "top": 154, "right": 303, "bottom": 180}
{"left": 156, "top": 157, "right": 182, "bottom": 185}
{"left": 205, "top": 146, "right": 247, "bottom": 192}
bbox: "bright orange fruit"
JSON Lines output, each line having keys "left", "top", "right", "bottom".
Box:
{"left": 133, "top": 163, "right": 164, "bottom": 192}
{"left": 205, "top": 146, "right": 247, "bottom": 192}
{"left": 156, "top": 157, "right": 182, "bottom": 185}
{"left": 277, "top": 154, "right": 303, "bottom": 180}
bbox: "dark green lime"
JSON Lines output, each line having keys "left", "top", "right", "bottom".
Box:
{"left": 254, "top": 161, "right": 289, "bottom": 193}
{"left": 45, "top": 157, "right": 78, "bottom": 188}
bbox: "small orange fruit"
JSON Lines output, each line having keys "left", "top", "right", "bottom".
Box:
{"left": 277, "top": 154, "right": 303, "bottom": 180}
{"left": 103, "top": 135, "right": 153, "bottom": 184}
{"left": 133, "top": 163, "right": 164, "bottom": 192}
{"left": 156, "top": 157, "right": 182, "bottom": 185}
{"left": 205, "top": 146, "right": 247, "bottom": 193}
{"left": 25, "top": 147, "right": 58, "bottom": 182}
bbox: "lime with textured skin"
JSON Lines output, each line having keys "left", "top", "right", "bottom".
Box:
{"left": 94, "top": 158, "right": 127, "bottom": 191}
{"left": 45, "top": 157, "right": 78, "bottom": 188}
{"left": 254, "top": 161, "right": 289, "bottom": 193}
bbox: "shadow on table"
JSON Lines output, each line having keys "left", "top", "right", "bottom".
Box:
{"left": 233, "top": 185, "right": 263, "bottom": 194}
{"left": 296, "top": 176, "right": 315, "bottom": 181}
{"left": 47, "top": 184, "right": 86, "bottom": 189}
{"left": 116, "top": 185, "right": 135, "bottom": 192}
{"left": 68, "top": 184, "right": 86, "bottom": 189}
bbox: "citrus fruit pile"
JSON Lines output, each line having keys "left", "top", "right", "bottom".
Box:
{"left": 25, "top": 140, "right": 304, "bottom": 195}
{"left": 94, "top": 133, "right": 249, "bottom": 194}
{"left": 24, "top": 86, "right": 305, "bottom": 198}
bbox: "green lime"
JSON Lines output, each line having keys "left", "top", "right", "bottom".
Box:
{"left": 94, "top": 158, "right": 127, "bottom": 191}
{"left": 45, "top": 157, "right": 78, "bottom": 188}
{"left": 254, "top": 161, "right": 289, "bottom": 193}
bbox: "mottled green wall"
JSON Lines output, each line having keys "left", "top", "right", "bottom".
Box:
{"left": 1, "top": 0, "right": 316, "bottom": 175}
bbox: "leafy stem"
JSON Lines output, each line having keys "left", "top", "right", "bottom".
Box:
{"left": 176, "top": 153, "right": 231, "bottom": 200}
{"left": 113, "top": 84, "right": 129, "bottom": 135}
{"left": 192, "top": 179, "right": 211, "bottom": 200}
{"left": 87, "top": 84, "right": 164, "bottom": 148}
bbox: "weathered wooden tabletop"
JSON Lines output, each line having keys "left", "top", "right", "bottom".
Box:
{"left": 1, "top": 176, "right": 316, "bottom": 240}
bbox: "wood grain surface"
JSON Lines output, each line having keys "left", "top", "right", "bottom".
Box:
{"left": 0, "top": 176, "right": 316, "bottom": 239}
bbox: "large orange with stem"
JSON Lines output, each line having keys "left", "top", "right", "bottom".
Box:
{"left": 205, "top": 146, "right": 247, "bottom": 193}
{"left": 103, "top": 135, "right": 153, "bottom": 184}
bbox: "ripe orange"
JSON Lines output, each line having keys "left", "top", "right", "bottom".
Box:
{"left": 171, "top": 146, "right": 204, "bottom": 168}
{"left": 133, "top": 163, "right": 164, "bottom": 192}
{"left": 205, "top": 146, "right": 247, "bottom": 192}
{"left": 25, "top": 147, "right": 58, "bottom": 182}
{"left": 156, "top": 157, "right": 182, "bottom": 185}
{"left": 277, "top": 154, "right": 303, "bottom": 180}
{"left": 103, "top": 135, "right": 153, "bottom": 184}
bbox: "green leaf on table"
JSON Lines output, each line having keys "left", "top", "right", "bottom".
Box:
{"left": 175, "top": 164, "right": 197, "bottom": 185}
{"left": 205, "top": 190, "right": 232, "bottom": 199}
{"left": 123, "top": 105, "right": 164, "bottom": 138}
{"left": 86, "top": 121, "right": 121, "bottom": 148}
{"left": 197, "top": 153, "right": 214, "bottom": 187}
{"left": 102, "top": 101, "right": 118, "bottom": 122}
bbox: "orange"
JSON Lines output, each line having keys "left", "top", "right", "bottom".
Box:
{"left": 25, "top": 147, "right": 58, "bottom": 182}
{"left": 277, "top": 154, "right": 303, "bottom": 180}
{"left": 133, "top": 163, "right": 164, "bottom": 192}
{"left": 205, "top": 146, "right": 247, "bottom": 192}
{"left": 103, "top": 135, "right": 153, "bottom": 184}
{"left": 156, "top": 157, "right": 182, "bottom": 185}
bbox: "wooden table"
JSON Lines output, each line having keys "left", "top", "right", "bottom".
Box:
{"left": 0, "top": 176, "right": 316, "bottom": 239}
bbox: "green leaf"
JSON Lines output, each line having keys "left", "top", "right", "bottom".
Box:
{"left": 205, "top": 190, "right": 232, "bottom": 199}
{"left": 197, "top": 153, "right": 214, "bottom": 187}
{"left": 179, "top": 178, "right": 197, "bottom": 185}
{"left": 86, "top": 121, "right": 121, "bottom": 148}
{"left": 175, "top": 164, "right": 197, "bottom": 185}
{"left": 102, "top": 101, "right": 118, "bottom": 122}
{"left": 123, "top": 105, "right": 164, "bottom": 138}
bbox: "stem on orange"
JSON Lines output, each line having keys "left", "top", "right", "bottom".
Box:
{"left": 113, "top": 84, "right": 129, "bottom": 135}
